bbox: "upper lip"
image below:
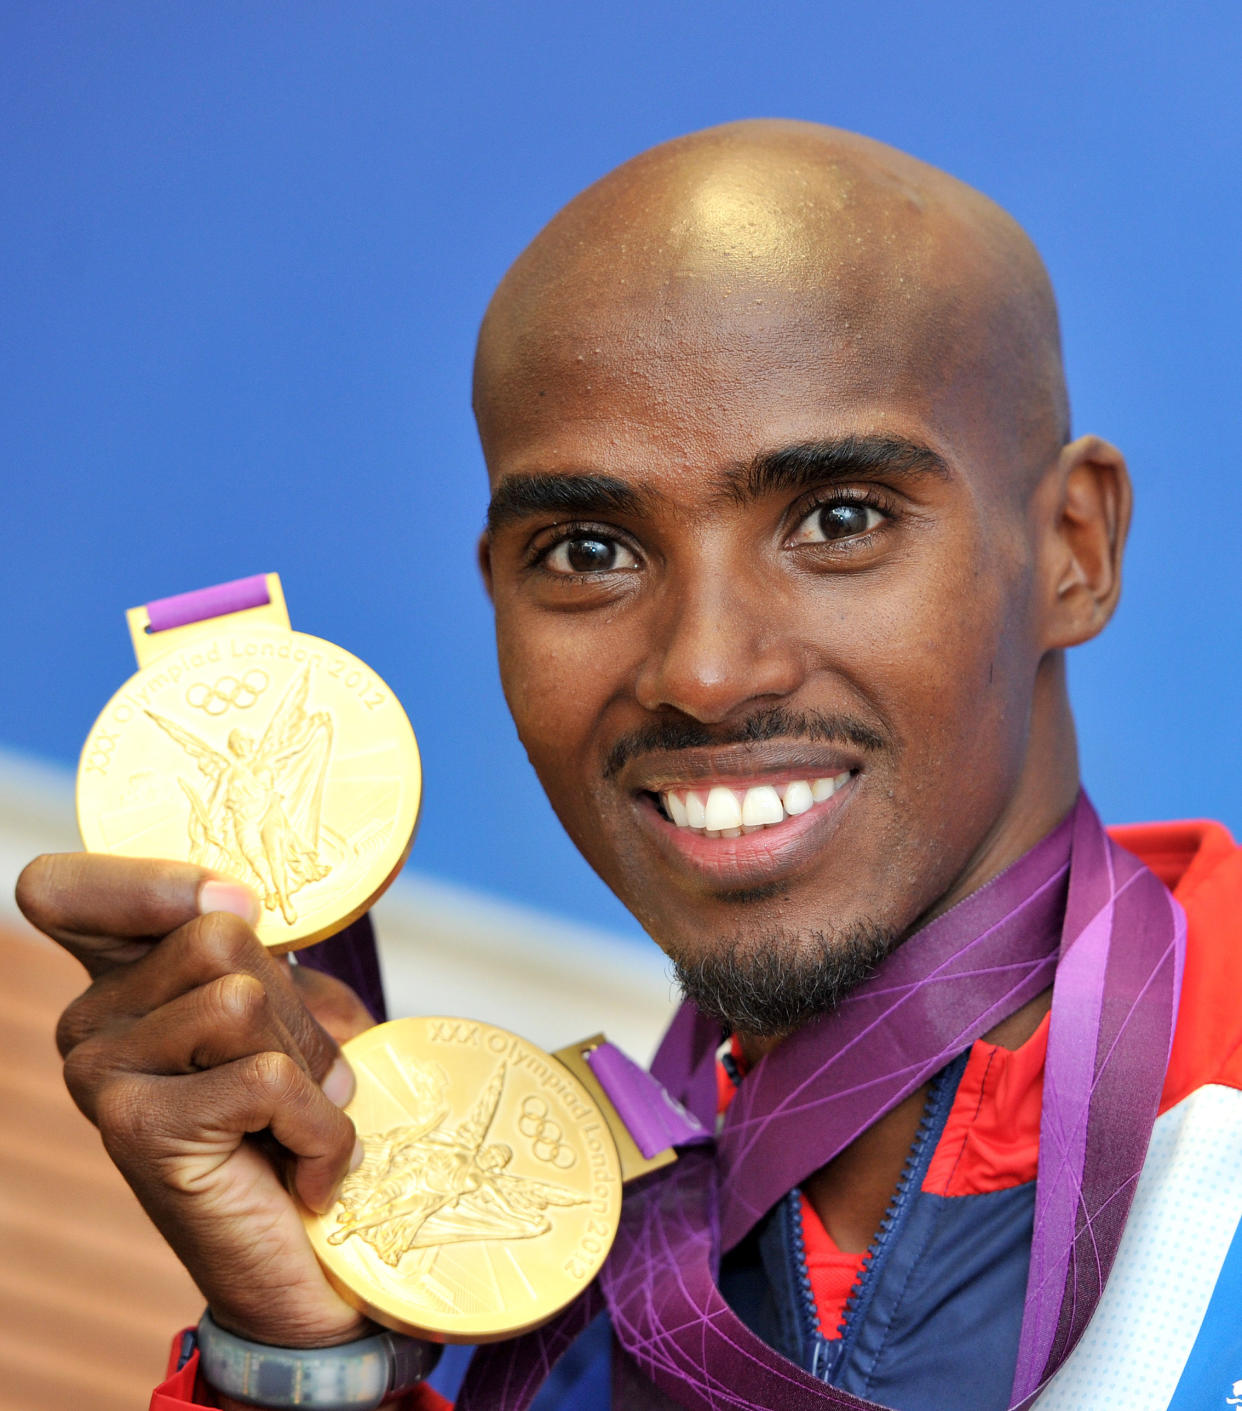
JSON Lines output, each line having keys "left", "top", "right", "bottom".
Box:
{"left": 621, "top": 742, "right": 866, "bottom": 794}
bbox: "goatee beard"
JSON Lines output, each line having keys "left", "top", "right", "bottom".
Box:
{"left": 669, "top": 921, "right": 896, "bottom": 1038}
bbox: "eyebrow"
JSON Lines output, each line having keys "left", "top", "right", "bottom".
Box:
{"left": 486, "top": 473, "right": 647, "bottom": 535}
{"left": 485, "top": 434, "right": 952, "bottom": 534}
{"left": 724, "top": 435, "right": 952, "bottom": 504}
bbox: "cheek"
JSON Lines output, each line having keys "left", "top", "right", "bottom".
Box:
{"left": 888, "top": 556, "right": 1039, "bottom": 788}
{"left": 494, "top": 614, "right": 641, "bottom": 884}
{"left": 495, "top": 611, "right": 616, "bottom": 773}
{"left": 843, "top": 531, "right": 1030, "bottom": 719}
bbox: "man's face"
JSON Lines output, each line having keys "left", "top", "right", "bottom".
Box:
{"left": 480, "top": 286, "right": 1053, "bottom": 1033}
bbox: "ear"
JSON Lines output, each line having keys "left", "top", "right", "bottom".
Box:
{"left": 477, "top": 530, "right": 495, "bottom": 602}
{"left": 1037, "top": 435, "right": 1132, "bottom": 649}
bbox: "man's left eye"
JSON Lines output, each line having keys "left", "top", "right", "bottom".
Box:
{"left": 788, "top": 500, "right": 885, "bottom": 545}
{"left": 543, "top": 535, "right": 638, "bottom": 574}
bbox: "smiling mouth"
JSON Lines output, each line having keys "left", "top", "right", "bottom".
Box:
{"left": 652, "top": 771, "right": 853, "bottom": 839}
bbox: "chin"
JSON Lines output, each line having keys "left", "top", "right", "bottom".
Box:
{"left": 665, "top": 917, "right": 898, "bottom": 1037}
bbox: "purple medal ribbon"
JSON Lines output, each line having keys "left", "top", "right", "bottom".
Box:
{"left": 459, "top": 794, "right": 1185, "bottom": 1409}
{"left": 588, "top": 1040, "right": 712, "bottom": 1159}
{"left": 145, "top": 574, "right": 271, "bottom": 632}
{"left": 297, "top": 912, "right": 389, "bottom": 1024}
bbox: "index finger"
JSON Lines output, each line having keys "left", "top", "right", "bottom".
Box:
{"left": 16, "top": 853, "right": 259, "bottom": 975}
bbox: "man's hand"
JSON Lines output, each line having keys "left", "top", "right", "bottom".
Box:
{"left": 16, "top": 853, "right": 375, "bottom": 1350}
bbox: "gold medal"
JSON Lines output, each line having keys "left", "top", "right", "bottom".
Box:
{"left": 77, "top": 576, "right": 684, "bottom": 1335}
{"left": 302, "top": 1018, "right": 628, "bottom": 1342}
{"left": 76, "top": 573, "right": 421, "bottom": 952}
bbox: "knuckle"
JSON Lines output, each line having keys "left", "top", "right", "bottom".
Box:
{"left": 184, "top": 910, "right": 261, "bottom": 974}
{"left": 94, "top": 1076, "right": 153, "bottom": 1148}
{"left": 209, "top": 971, "right": 268, "bottom": 1030}
{"left": 61, "top": 1035, "right": 112, "bottom": 1112}
{"left": 55, "top": 995, "right": 95, "bottom": 1058}
{"left": 247, "top": 1049, "right": 303, "bottom": 1102}
{"left": 54, "top": 967, "right": 133, "bottom": 1056}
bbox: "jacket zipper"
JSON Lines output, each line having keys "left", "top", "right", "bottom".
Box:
{"left": 794, "top": 1053, "right": 967, "bottom": 1384}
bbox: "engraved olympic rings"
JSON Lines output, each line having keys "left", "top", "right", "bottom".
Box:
{"left": 518, "top": 1095, "right": 577, "bottom": 1169}
{"left": 82, "top": 729, "right": 118, "bottom": 776}
{"left": 185, "top": 670, "right": 270, "bottom": 715}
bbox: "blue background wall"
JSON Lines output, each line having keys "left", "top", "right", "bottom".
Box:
{"left": 3, "top": 1, "right": 1238, "bottom": 941}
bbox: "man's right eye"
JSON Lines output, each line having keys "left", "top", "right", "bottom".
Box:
{"left": 542, "top": 535, "right": 638, "bottom": 575}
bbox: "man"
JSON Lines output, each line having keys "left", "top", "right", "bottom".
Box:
{"left": 17, "top": 121, "right": 1242, "bottom": 1409}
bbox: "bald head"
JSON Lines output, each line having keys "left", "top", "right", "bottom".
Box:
{"left": 475, "top": 120, "right": 1068, "bottom": 483}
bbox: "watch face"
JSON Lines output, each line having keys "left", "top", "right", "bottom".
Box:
{"left": 77, "top": 625, "right": 421, "bottom": 951}
{"left": 302, "top": 1018, "right": 625, "bottom": 1342}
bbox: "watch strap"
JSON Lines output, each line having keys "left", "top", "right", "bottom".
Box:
{"left": 195, "top": 1310, "right": 440, "bottom": 1410}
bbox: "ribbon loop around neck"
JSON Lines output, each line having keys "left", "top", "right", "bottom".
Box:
{"left": 460, "top": 795, "right": 1185, "bottom": 1410}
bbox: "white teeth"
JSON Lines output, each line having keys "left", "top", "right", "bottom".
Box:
{"left": 660, "top": 773, "right": 851, "bottom": 835}
{"left": 741, "top": 784, "right": 784, "bottom": 826}
{"left": 704, "top": 786, "right": 743, "bottom": 831}
{"left": 782, "top": 780, "right": 814, "bottom": 816}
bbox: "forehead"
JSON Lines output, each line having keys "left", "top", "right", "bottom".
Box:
{"left": 477, "top": 277, "right": 999, "bottom": 501}
{"left": 474, "top": 138, "right": 1058, "bottom": 507}
{"left": 475, "top": 126, "right": 1068, "bottom": 509}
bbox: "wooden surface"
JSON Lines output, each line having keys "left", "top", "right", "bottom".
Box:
{"left": 0, "top": 920, "right": 202, "bottom": 1411}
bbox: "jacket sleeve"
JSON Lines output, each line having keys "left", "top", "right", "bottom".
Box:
{"left": 151, "top": 1332, "right": 453, "bottom": 1411}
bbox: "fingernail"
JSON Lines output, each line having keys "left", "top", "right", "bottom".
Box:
{"left": 198, "top": 880, "right": 260, "bottom": 926}
{"left": 349, "top": 1138, "right": 365, "bottom": 1173}
{"left": 322, "top": 1055, "right": 356, "bottom": 1107}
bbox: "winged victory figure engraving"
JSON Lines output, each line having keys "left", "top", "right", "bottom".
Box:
{"left": 328, "top": 1060, "right": 587, "bottom": 1268}
{"left": 146, "top": 667, "right": 333, "bottom": 924}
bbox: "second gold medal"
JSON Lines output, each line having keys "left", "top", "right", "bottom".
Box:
{"left": 302, "top": 1018, "right": 624, "bottom": 1343}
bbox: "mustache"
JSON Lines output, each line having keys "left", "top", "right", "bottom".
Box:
{"left": 602, "top": 707, "right": 889, "bottom": 780}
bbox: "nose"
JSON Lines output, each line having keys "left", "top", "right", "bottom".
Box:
{"left": 633, "top": 566, "right": 806, "bottom": 724}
